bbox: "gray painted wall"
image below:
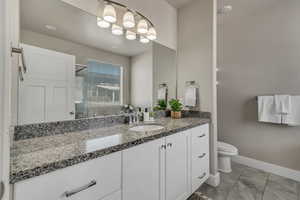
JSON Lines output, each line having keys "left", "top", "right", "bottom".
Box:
{"left": 21, "top": 29, "right": 131, "bottom": 105}
{"left": 218, "top": 0, "right": 300, "bottom": 170}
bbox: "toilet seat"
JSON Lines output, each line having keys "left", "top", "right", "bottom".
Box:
{"left": 218, "top": 142, "right": 238, "bottom": 155}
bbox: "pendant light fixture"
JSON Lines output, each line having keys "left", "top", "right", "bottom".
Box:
{"left": 97, "top": 0, "right": 156, "bottom": 44}
{"left": 126, "top": 30, "right": 136, "bottom": 40}
{"left": 123, "top": 11, "right": 135, "bottom": 28}
{"left": 147, "top": 27, "right": 157, "bottom": 40}
{"left": 137, "top": 19, "right": 148, "bottom": 34}
{"left": 112, "top": 24, "right": 123, "bottom": 35}
{"left": 103, "top": 4, "right": 117, "bottom": 23}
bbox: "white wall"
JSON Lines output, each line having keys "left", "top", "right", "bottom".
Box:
{"left": 131, "top": 50, "right": 153, "bottom": 107}
{"left": 0, "top": 0, "right": 5, "bottom": 185}
{"left": 62, "top": 0, "right": 177, "bottom": 50}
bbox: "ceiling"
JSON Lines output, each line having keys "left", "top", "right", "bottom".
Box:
{"left": 20, "top": 0, "right": 151, "bottom": 57}
{"left": 166, "top": 0, "right": 194, "bottom": 8}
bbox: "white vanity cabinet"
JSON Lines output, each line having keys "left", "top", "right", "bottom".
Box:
{"left": 165, "top": 131, "right": 189, "bottom": 200}
{"left": 122, "top": 138, "right": 164, "bottom": 200}
{"left": 122, "top": 124, "right": 209, "bottom": 200}
{"left": 13, "top": 124, "right": 210, "bottom": 200}
{"left": 14, "top": 152, "right": 122, "bottom": 200}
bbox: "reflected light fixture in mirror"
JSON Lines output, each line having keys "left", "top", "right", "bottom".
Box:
{"left": 126, "top": 30, "right": 137, "bottom": 40}
{"left": 97, "top": 17, "right": 110, "bottom": 28}
{"left": 137, "top": 19, "right": 148, "bottom": 34}
{"left": 140, "top": 35, "right": 150, "bottom": 43}
{"left": 147, "top": 27, "right": 157, "bottom": 40}
{"left": 112, "top": 24, "right": 123, "bottom": 35}
{"left": 103, "top": 4, "right": 117, "bottom": 23}
{"left": 123, "top": 11, "right": 135, "bottom": 28}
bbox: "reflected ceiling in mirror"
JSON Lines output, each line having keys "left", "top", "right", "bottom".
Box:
{"left": 21, "top": 0, "right": 151, "bottom": 56}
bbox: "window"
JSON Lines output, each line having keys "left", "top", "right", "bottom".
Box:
{"left": 86, "top": 60, "right": 123, "bottom": 106}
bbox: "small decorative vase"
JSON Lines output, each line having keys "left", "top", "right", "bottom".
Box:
{"left": 171, "top": 111, "right": 182, "bottom": 119}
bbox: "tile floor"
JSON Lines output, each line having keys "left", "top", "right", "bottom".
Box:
{"left": 189, "top": 162, "right": 300, "bottom": 200}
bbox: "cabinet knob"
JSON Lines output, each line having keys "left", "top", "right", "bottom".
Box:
{"left": 161, "top": 145, "right": 167, "bottom": 150}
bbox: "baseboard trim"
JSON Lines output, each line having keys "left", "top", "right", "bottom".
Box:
{"left": 232, "top": 155, "right": 300, "bottom": 182}
{"left": 206, "top": 172, "right": 220, "bottom": 187}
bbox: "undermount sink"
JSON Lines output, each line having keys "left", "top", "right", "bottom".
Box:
{"left": 129, "top": 124, "right": 165, "bottom": 132}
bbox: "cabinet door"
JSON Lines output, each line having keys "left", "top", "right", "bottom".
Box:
{"left": 165, "top": 131, "right": 189, "bottom": 200}
{"left": 122, "top": 138, "right": 164, "bottom": 200}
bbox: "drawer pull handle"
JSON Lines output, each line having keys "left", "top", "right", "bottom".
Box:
{"left": 198, "top": 153, "right": 206, "bottom": 158}
{"left": 198, "top": 173, "right": 207, "bottom": 180}
{"left": 65, "top": 180, "right": 97, "bottom": 198}
{"left": 167, "top": 143, "right": 173, "bottom": 148}
{"left": 198, "top": 134, "right": 206, "bottom": 138}
{"left": 161, "top": 145, "right": 167, "bottom": 149}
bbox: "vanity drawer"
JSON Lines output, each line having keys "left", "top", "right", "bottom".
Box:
{"left": 14, "top": 152, "right": 122, "bottom": 200}
{"left": 191, "top": 124, "right": 209, "bottom": 155}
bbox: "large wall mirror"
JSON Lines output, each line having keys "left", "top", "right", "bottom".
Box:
{"left": 15, "top": 0, "right": 177, "bottom": 125}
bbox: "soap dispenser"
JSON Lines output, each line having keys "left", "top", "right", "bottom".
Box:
{"left": 143, "top": 108, "right": 150, "bottom": 122}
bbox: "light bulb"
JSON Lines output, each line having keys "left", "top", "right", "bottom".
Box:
{"left": 126, "top": 30, "right": 136, "bottom": 40}
{"left": 137, "top": 19, "right": 148, "bottom": 34}
{"left": 147, "top": 27, "right": 157, "bottom": 40}
{"left": 123, "top": 11, "right": 135, "bottom": 28}
{"left": 97, "top": 17, "right": 110, "bottom": 28}
{"left": 140, "top": 35, "right": 150, "bottom": 43}
{"left": 103, "top": 4, "right": 117, "bottom": 23}
{"left": 112, "top": 24, "right": 123, "bottom": 35}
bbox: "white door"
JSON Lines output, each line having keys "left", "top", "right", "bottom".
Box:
{"left": 165, "top": 132, "right": 189, "bottom": 200}
{"left": 18, "top": 44, "right": 75, "bottom": 124}
{"left": 122, "top": 139, "right": 164, "bottom": 200}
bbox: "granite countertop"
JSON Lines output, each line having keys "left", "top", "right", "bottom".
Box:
{"left": 10, "top": 117, "right": 210, "bottom": 184}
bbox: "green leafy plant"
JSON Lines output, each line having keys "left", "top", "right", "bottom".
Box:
{"left": 154, "top": 100, "right": 167, "bottom": 111}
{"left": 169, "top": 99, "right": 183, "bottom": 112}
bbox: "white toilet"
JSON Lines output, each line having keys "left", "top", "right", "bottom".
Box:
{"left": 217, "top": 141, "right": 238, "bottom": 173}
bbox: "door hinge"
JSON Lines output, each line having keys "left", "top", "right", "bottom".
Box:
{"left": 0, "top": 181, "right": 4, "bottom": 200}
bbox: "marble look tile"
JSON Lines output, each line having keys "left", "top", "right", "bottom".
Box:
{"left": 198, "top": 184, "right": 229, "bottom": 200}
{"left": 239, "top": 166, "right": 269, "bottom": 193}
{"left": 227, "top": 181, "right": 263, "bottom": 200}
{"left": 263, "top": 174, "right": 298, "bottom": 200}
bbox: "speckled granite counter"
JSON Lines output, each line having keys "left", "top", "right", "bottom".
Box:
{"left": 10, "top": 117, "right": 210, "bottom": 184}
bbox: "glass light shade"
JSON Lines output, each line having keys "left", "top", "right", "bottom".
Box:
{"left": 112, "top": 24, "right": 123, "bottom": 35}
{"left": 97, "top": 17, "right": 110, "bottom": 28}
{"left": 140, "top": 35, "right": 150, "bottom": 43}
{"left": 103, "top": 4, "right": 117, "bottom": 23}
{"left": 137, "top": 19, "right": 148, "bottom": 34}
{"left": 126, "top": 30, "right": 136, "bottom": 40}
{"left": 123, "top": 11, "right": 135, "bottom": 28}
{"left": 147, "top": 27, "right": 157, "bottom": 40}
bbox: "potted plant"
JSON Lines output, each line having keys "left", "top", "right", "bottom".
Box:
{"left": 169, "top": 99, "right": 183, "bottom": 119}
{"left": 154, "top": 99, "right": 167, "bottom": 111}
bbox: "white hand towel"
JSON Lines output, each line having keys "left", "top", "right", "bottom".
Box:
{"left": 258, "top": 96, "right": 281, "bottom": 124}
{"left": 282, "top": 96, "right": 300, "bottom": 126}
{"left": 185, "top": 87, "right": 197, "bottom": 107}
{"left": 274, "top": 95, "right": 291, "bottom": 115}
{"left": 158, "top": 87, "right": 167, "bottom": 100}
